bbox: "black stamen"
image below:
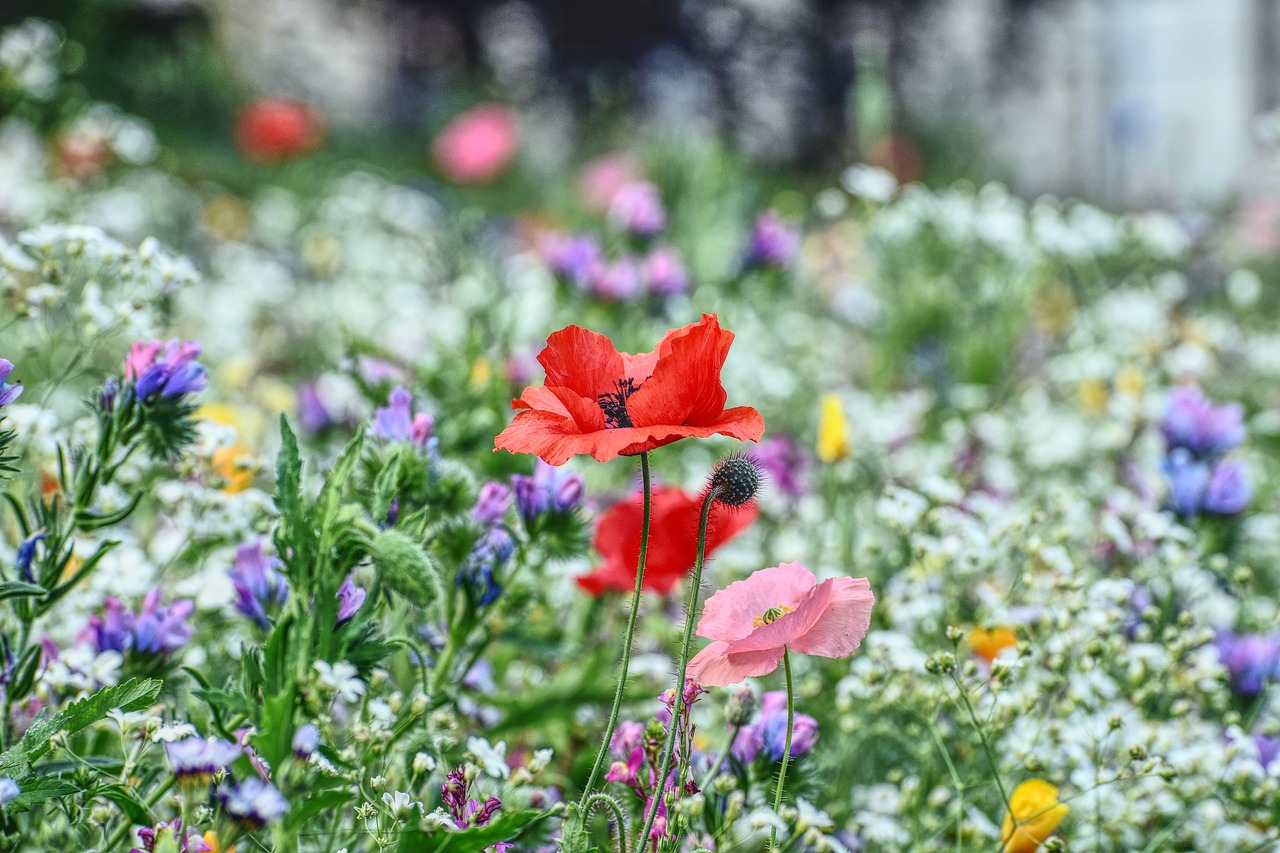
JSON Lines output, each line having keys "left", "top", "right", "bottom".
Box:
{"left": 598, "top": 378, "right": 639, "bottom": 428}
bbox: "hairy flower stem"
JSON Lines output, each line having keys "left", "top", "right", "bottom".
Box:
{"left": 637, "top": 485, "right": 720, "bottom": 847}
{"left": 768, "top": 649, "right": 795, "bottom": 852}
{"left": 580, "top": 452, "right": 653, "bottom": 805}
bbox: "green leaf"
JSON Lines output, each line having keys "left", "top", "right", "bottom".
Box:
{"left": 73, "top": 491, "right": 144, "bottom": 531}
{"left": 0, "top": 581, "right": 46, "bottom": 602}
{"left": 558, "top": 805, "right": 592, "bottom": 853}
{"left": 368, "top": 529, "right": 444, "bottom": 617}
{"left": 318, "top": 425, "right": 365, "bottom": 528}
{"left": 191, "top": 688, "right": 253, "bottom": 718}
{"left": 96, "top": 783, "right": 153, "bottom": 825}
{"left": 372, "top": 450, "right": 403, "bottom": 522}
{"left": 4, "top": 776, "right": 79, "bottom": 815}
{"left": 283, "top": 789, "right": 349, "bottom": 834}
{"left": 275, "top": 415, "right": 303, "bottom": 527}
{"left": 0, "top": 677, "right": 163, "bottom": 771}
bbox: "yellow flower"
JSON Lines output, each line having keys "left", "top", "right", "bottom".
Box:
{"left": 204, "top": 830, "right": 236, "bottom": 853}
{"left": 470, "top": 357, "right": 494, "bottom": 390}
{"left": 968, "top": 625, "right": 1018, "bottom": 663}
{"left": 1001, "top": 779, "right": 1068, "bottom": 853}
{"left": 1077, "top": 379, "right": 1107, "bottom": 415}
{"left": 211, "top": 444, "right": 255, "bottom": 493}
{"left": 816, "top": 393, "right": 851, "bottom": 462}
{"left": 1114, "top": 365, "right": 1144, "bottom": 398}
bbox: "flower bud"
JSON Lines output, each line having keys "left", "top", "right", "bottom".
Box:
{"left": 707, "top": 455, "right": 763, "bottom": 508}
{"left": 725, "top": 684, "right": 758, "bottom": 726}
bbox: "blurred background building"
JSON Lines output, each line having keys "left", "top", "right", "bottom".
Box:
{"left": 6, "top": 0, "right": 1280, "bottom": 209}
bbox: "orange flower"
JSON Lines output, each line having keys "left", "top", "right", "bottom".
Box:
{"left": 969, "top": 625, "right": 1018, "bottom": 663}
{"left": 494, "top": 315, "right": 764, "bottom": 465}
{"left": 1001, "top": 779, "right": 1068, "bottom": 853}
{"left": 211, "top": 444, "right": 254, "bottom": 493}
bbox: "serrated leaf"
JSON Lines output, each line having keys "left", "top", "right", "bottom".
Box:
{"left": 318, "top": 426, "right": 365, "bottom": 528}
{"left": 372, "top": 451, "right": 403, "bottom": 522}
{"left": 2, "top": 677, "right": 162, "bottom": 770}
{"left": 275, "top": 415, "right": 303, "bottom": 526}
{"left": 4, "top": 776, "right": 79, "bottom": 815}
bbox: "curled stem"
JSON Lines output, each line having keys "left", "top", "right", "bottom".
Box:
{"left": 580, "top": 452, "right": 653, "bottom": 804}
{"left": 583, "top": 792, "right": 631, "bottom": 853}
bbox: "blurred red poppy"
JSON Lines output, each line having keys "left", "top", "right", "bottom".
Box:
{"left": 235, "top": 98, "right": 323, "bottom": 164}
{"left": 577, "top": 485, "right": 757, "bottom": 596}
{"left": 494, "top": 314, "right": 764, "bottom": 466}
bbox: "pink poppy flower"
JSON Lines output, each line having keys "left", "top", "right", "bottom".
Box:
{"left": 433, "top": 104, "right": 519, "bottom": 184}
{"left": 686, "top": 562, "right": 874, "bottom": 687}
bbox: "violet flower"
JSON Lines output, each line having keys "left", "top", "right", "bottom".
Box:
{"left": 1163, "top": 450, "right": 1252, "bottom": 518}
{"left": 15, "top": 531, "right": 46, "bottom": 583}
{"left": 131, "top": 818, "right": 211, "bottom": 853}
{"left": 743, "top": 210, "right": 800, "bottom": 269}
{"left": 643, "top": 246, "right": 688, "bottom": 296}
{"left": 0, "top": 778, "right": 17, "bottom": 806}
{"left": 1160, "top": 387, "right": 1245, "bottom": 458}
{"left": 292, "top": 723, "right": 319, "bottom": 760}
{"left": 1214, "top": 631, "right": 1280, "bottom": 696}
{"left": 131, "top": 590, "right": 195, "bottom": 655}
{"left": 219, "top": 777, "right": 289, "bottom": 828}
{"left": 457, "top": 528, "right": 513, "bottom": 607}
{"left": 542, "top": 233, "right": 601, "bottom": 284}
{"left": 731, "top": 690, "right": 819, "bottom": 763}
{"left": 511, "top": 460, "right": 585, "bottom": 524}
{"left": 228, "top": 540, "right": 288, "bottom": 630}
{"left": 371, "top": 386, "right": 434, "bottom": 449}
{"left": 608, "top": 181, "right": 666, "bottom": 236}
{"left": 1204, "top": 460, "right": 1253, "bottom": 514}
{"left": 336, "top": 575, "right": 367, "bottom": 624}
{"left": 473, "top": 481, "right": 513, "bottom": 525}
{"left": 749, "top": 433, "right": 811, "bottom": 499}
{"left": 586, "top": 256, "right": 643, "bottom": 301}
{"left": 165, "top": 737, "right": 241, "bottom": 787}
{"left": 126, "top": 339, "right": 207, "bottom": 401}
{"left": 0, "top": 359, "right": 22, "bottom": 407}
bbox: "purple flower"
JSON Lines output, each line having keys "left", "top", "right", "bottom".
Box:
{"left": 457, "top": 528, "right": 513, "bottom": 607}
{"left": 228, "top": 541, "right": 288, "bottom": 630}
{"left": 643, "top": 246, "right": 688, "bottom": 296}
{"left": 1160, "top": 387, "right": 1245, "bottom": 458}
{"left": 131, "top": 590, "right": 194, "bottom": 655}
{"left": 1163, "top": 450, "right": 1252, "bottom": 518}
{"left": 131, "top": 818, "right": 211, "bottom": 853}
{"left": 1257, "top": 733, "right": 1279, "bottom": 770}
{"left": 542, "top": 233, "right": 601, "bottom": 284}
{"left": 1214, "top": 631, "right": 1280, "bottom": 696}
{"left": 586, "top": 256, "right": 643, "bottom": 301}
{"left": 371, "top": 386, "right": 434, "bottom": 449}
{"left": 609, "top": 720, "right": 646, "bottom": 757}
{"left": 749, "top": 434, "right": 810, "bottom": 499}
{"left": 511, "top": 460, "right": 584, "bottom": 524}
{"left": 295, "top": 382, "right": 335, "bottom": 434}
{"left": 15, "top": 532, "right": 46, "bottom": 583}
{"left": 0, "top": 778, "right": 18, "bottom": 806}
{"left": 83, "top": 598, "right": 135, "bottom": 655}
{"left": 219, "top": 778, "right": 289, "bottom": 828}
{"left": 336, "top": 575, "right": 367, "bottom": 624}
{"left": 0, "top": 359, "right": 22, "bottom": 407}
{"left": 127, "top": 339, "right": 207, "bottom": 400}
{"left": 608, "top": 182, "right": 666, "bottom": 236}
{"left": 473, "top": 481, "right": 513, "bottom": 525}
{"left": 165, "top": 737, "right": 241, "bottom": 786}
{"left": 743, "top": 211, "right": 800, "bottom": 269}
{"left": 1204, "top": 460, "right": 1253, "bottom": 515}
{"left": 292, "top": 723, "right": 319, "bottom": 760}
{"left": 731, "top": 691, "right": 818, "bottom": 763}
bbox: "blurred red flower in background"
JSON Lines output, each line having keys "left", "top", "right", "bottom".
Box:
{"left": 235, "top": 97, "right": 323, "bottom": 164}
{"left": 433, "top": 104, "right": 519, "bottom": 184}
{"left": 577, "top": 484, "right": 757, "bottom": 596}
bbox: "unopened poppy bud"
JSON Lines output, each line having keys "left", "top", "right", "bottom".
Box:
{"left": 725, "top": 684, "right": 757, "bottom": 726}
{"left": 707, "top": 455, "right": 763, "bottom": 508}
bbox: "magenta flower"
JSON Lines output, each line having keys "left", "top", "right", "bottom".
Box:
{"left": 433, "top": 104, "right": 519, "bottom": 184}
{"left": 643, "top": 246, "right": 688, "bottom": 296}
{"left": 608, "top": 181, "right": 666, "bottom": 236}
{"left": 686, "top": 562, "right": 874, "bottom": 687}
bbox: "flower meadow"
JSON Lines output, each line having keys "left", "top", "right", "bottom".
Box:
{"left": 3, "top": 17, "right": 1280, "bottom": 853}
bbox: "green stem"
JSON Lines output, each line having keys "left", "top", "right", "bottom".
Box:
{"left": 583, "top": 793, "right": 630, "bottom": 853}
{"left": 696, "top": 723, "right": 742, "bottom": 794}
{"left": 769, "top": 649, "right": 795, "bottom": 852}
{"left": 636, "top": 485, "right": 719, "bottom": 847}
{"left": 579, "top": 452, "right": 653, "bottom": 805}
{"left": 949, "top": 672, "right": 1012, "bottom": 817}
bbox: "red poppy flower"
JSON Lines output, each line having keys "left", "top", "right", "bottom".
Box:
{"left": 494, "top": 314, "right": 764, "bottom": 466}
{"left": 577, "top": 485, "right": 758, "bottom": 596}
{"left": 235, "top": 97, "right": 323, "bottom": 164}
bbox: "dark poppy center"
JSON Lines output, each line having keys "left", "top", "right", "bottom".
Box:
{"left": 598, "top": 378, "right": 640, "bottom": 428}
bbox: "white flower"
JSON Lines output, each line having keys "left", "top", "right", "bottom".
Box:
{"left": 381, "top": 791, "right": 422, "bottom": 820}
{"left": 150, "top": 722, "right": 198, "bottom": 743}
{"left": 466, "top": 736, "right": 509, "bottom": 779}
{"left": 528, "top": 747, "right": 553, "bottom": 775}
{"left": 313, "top": 661, "right": 365, "bottom": 703}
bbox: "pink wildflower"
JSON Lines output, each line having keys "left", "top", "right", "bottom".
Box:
{"left": 433, "top": 104, "right": 519, "bottom": 184}
{"left": 686, "top": 562, "right": 874, "bottom": 687}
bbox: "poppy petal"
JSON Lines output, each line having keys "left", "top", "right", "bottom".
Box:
{"left": 695, "top": 562, "right": 816, "bottom": 642}
{"left": 727, "top": 578, "right": 835, "bottom": 653}
{"left": 687, "top": 641, "right": 784, "bottom": 687}
{"left": 627, "top": 315, "right": 732, "bottom": 428}
{"left": 789, "top": 576, "right": 874, "bottom": 658}
{"left": 538, "top": 325, "right": 626, "bottom": 400}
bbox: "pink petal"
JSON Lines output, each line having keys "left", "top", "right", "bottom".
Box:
{"left": 726, "top": 578, "right": 834, "bottom": 653}
{"left": 695, "top": 562, "right": 816, "bottom": 642}
{"left": 686, "top": 641, "right": 784, "bottom": 687}
{"left": 789, "top": 576, "right": 875, "bottom": 659}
